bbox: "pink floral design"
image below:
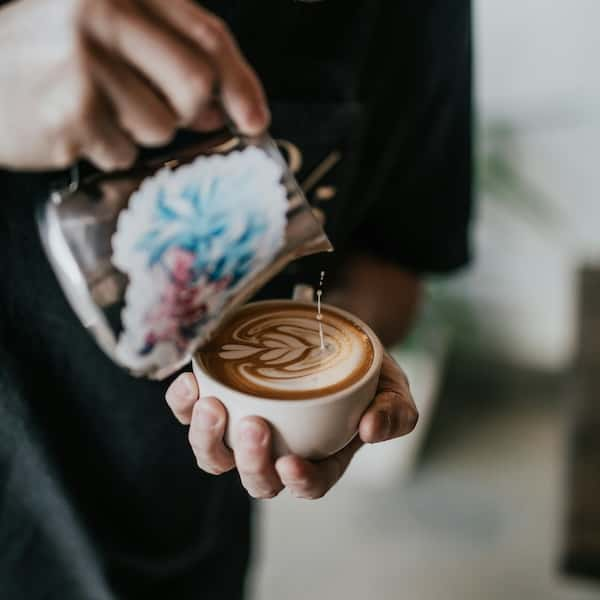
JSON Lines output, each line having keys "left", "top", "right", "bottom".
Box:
{"left": 140, "top": 248, "right": 231, "bottom": 355}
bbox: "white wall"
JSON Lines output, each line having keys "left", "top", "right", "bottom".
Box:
{"left": 477, "top": 0, "right": 600, "bottom": 119}
{"left": 450, "top": 0, "right": 600, "bottom": 370}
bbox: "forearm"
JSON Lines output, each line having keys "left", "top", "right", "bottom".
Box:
{"left": 325, "top": 253, "right": 423, "bottom": 348}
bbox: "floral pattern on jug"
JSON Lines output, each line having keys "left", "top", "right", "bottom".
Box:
{"left": 112, "top": 147, "right": 287, "bottom": 373}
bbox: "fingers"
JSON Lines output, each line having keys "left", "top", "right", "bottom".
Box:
{"left": 165, "top": 375, "right": 235, "bottom": 474}
{"left": 359, "top": 353, "right": 419, "bottom": 444}
{"left": 233, "top": 417, "right": 283, "bottom": 499}
{"left": 141, "top": 0, "right": 270, "bottom": 134}
{"left": 81, "top": 0, "right": 267, "bottom": 165}
{"left": 78, "top": 93, "right": 137, "bottom": 171}
{"left": 165, "top": 372, "right": 199, "bottom": 424}
{"left": 87, "top": 1, "right": 217, "bottom": 126}
{"left": 90, "top": 45, "right": 178, "bottom": 146}
{"left": 275, "top": 436, "right": 363, "bottom": 500}
{"left": 189, "top": 100, "right": 227, "bottom": 132}
{"left": 188, "top": 396, "right": 235, "bottom": 475}
{"left": 165, "top": 375, "right": 282, "bottom": 496}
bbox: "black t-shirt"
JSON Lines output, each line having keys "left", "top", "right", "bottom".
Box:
{"left": 0, "top": 2, "right": 472, "bottom": 599}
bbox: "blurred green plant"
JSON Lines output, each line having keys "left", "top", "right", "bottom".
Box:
{"left": 477, "top": 120, "right": 562, "bottom": 230}
{"left": 401, "top": 118, "right": 562, "bottom": 356}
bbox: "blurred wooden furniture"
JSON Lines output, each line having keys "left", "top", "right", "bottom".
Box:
{"left": 562, "top": 265, "right": 600, "bottom": 580}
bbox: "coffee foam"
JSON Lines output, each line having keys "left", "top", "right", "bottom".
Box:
{"left": 199, "top": 302, "right": 374, "bottom": 400}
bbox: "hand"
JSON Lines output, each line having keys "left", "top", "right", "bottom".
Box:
{"left": 0, "top": 0, "right": 268, "bottom": 171}
{"left": 165, "top": 352, "right": 418, "bottom": 499}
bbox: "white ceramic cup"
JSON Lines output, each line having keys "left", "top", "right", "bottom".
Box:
{"left": 192, "top": 299, "right": 383, "bottom": 460}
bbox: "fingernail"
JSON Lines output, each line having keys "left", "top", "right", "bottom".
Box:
{"left": 239, "top": 421, "right": 267, "bottom": 447}
{"left": 197, "top": 402, "right": 220, "bottom": 430}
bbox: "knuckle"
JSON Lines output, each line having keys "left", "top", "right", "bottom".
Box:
{"left": 191, "top": 396, "right": 224, "bottom": 426}
{"left": 187, "top": 69, "right": 215, "bottom": 100}
{"left": 190, "top": 400, "right": 205, "bottom": 424}
{"left": 239, "top": 463, "right": 268, "bottom": 478}
{"left": 240, "top": 416, "right": 268, "bottom": 433}
{"left": 175, "top": 72, "right": 215, "bottom": 123}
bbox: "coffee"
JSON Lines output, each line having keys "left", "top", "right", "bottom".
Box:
{"left": 198, "top": 302, "right": 374, "bottom": 400}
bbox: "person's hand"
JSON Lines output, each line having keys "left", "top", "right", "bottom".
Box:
{"left": 165, "top": 352, "right": 418, "bottom": 499}
{"left": 0, "top": 0, "right": 268, "bottom": 171}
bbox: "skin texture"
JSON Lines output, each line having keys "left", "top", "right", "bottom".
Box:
{"left": 0, "top": 0, "right": 269, "bottom": 171}
{"left": 166, "top": 254, "right": 422, "bottom": 500}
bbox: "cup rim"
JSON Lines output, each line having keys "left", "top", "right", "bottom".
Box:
{"left": 192, "top": 299, "right": 383, "bottom": 407}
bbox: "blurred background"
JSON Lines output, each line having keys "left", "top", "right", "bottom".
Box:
{"left": 250, "top": 2, "right": 600, "bottom": 598}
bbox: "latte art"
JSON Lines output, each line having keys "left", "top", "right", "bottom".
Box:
{"left": 199, "top": 302, "right": 374, "bottom": 399}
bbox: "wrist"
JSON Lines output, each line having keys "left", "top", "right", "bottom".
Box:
{"left": 324, "top": 253, "right": 423, "bottom": 347}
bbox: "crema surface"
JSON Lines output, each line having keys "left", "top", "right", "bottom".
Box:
{"left": 199, "top": 302, "right": 374, "bottom": 399}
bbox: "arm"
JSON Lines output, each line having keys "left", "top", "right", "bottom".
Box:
{"left": 325, "top": 253, "right": 423, "bottom": 348}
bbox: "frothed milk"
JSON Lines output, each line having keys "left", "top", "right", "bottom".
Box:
{"left": 199, "top": 302, "right": 374, "bottom": 400}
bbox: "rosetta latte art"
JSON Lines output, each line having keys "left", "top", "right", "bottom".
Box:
{"left": 199, "top": 303, "right": 374, "bottom": 399}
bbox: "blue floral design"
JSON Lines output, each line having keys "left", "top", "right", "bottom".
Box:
{"left": 136, "top": 182, "right": 269, "bottom": 287}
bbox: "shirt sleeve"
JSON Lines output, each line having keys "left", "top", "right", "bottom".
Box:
{"left": 343, "top": 1, "right": 473, "bottom": 274}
